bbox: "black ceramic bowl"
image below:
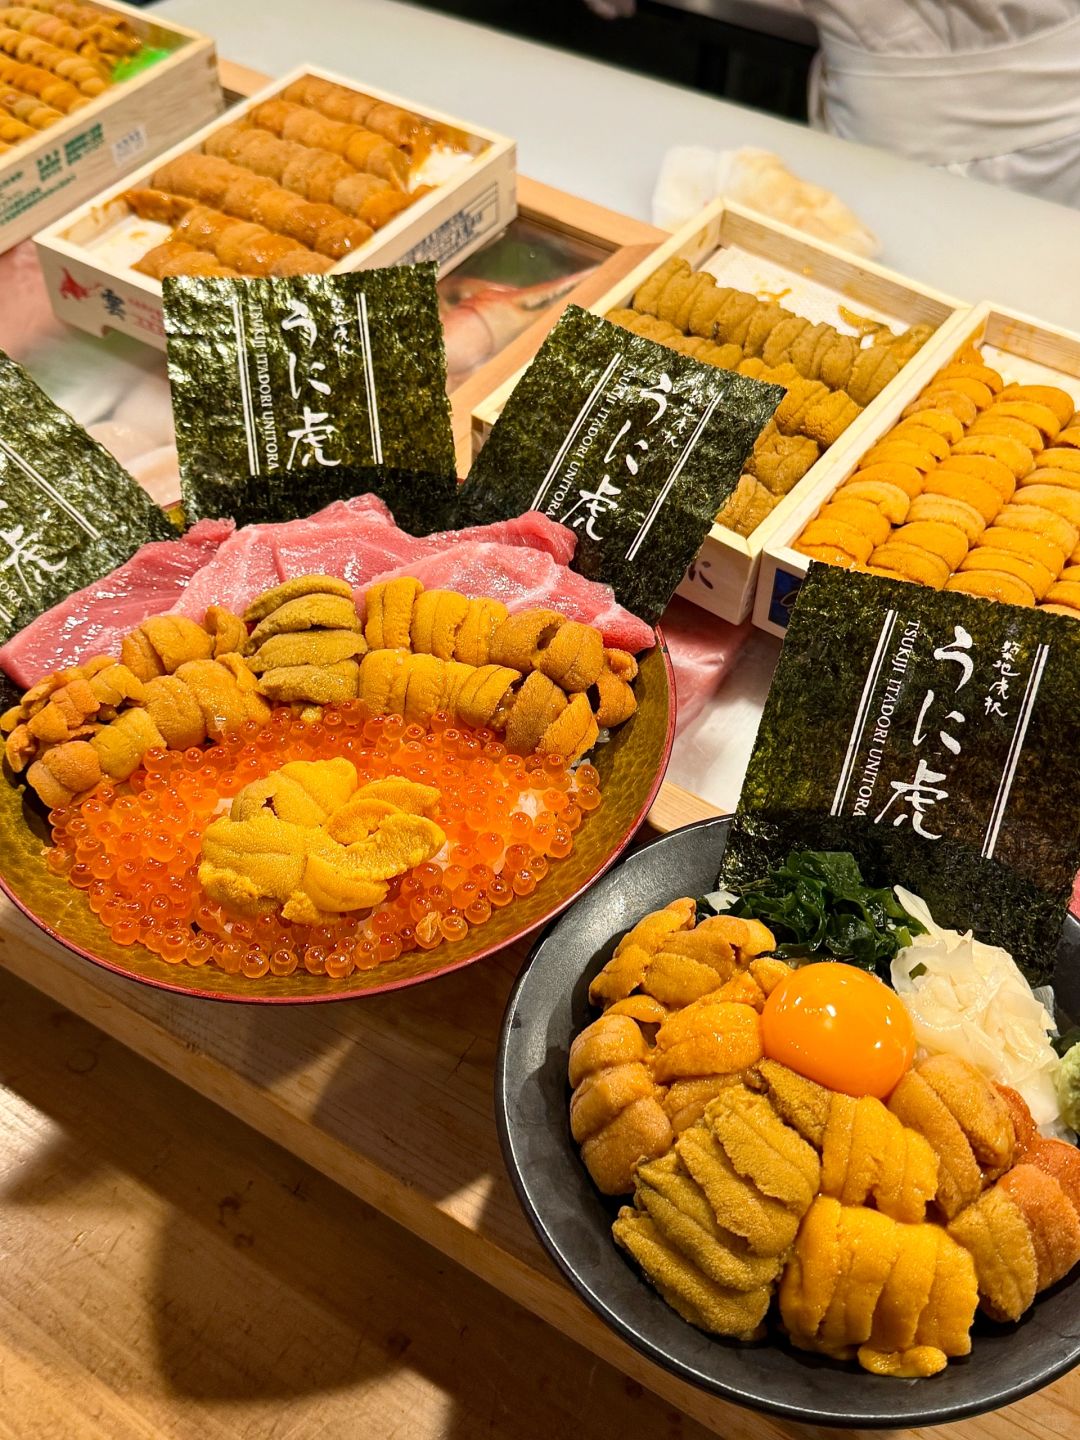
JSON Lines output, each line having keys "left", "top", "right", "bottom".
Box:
{"left": 495, "top": 816, "right": 1080, "bottom": 1428}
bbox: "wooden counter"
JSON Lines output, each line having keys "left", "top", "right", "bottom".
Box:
{"left": 0, "top": 966, "right": 719, "bottom": 1439}
{"left": 2, "top": 790, "right": 1077, "bottom": 1438}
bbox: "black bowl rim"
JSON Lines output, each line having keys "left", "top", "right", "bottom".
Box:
{"left": 494, "top": 815, "right": 1080, "bottom": 1428}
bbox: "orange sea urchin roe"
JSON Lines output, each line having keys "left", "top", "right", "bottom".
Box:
{"left": 46, "top": 704, "right": 602, "bottom": 982}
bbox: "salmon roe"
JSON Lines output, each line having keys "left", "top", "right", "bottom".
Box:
{"left": 46, "top": 704, "right": 603, "bottom": 982}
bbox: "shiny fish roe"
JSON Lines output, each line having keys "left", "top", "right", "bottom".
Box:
{"left": 46, "top": 703, "right": 602, "bottom": 982}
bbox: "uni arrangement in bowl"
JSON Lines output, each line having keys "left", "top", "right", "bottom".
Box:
{"left": 568, "top": 850, "right": 1080, "bottom": 1382}
{"left": 0, "top": 244, "right": 791, "bottom": 999}
{"left": 550, "top": 560, "right": 1080, "bottom": 1394}
{"left": 1, "top": 522, "right": 662, "bottom": 993}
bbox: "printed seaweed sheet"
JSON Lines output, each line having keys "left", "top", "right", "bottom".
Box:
{"left": 461, "top": 306, "right": 783, "bottom": 624}
{"left": 0, "top": 347, "right": 173, "bottom": 647}
{"left": 722, "top": 564, "right": 1080, "bottom": 984}
{"left": 165, "top": 266, "right": 457, "bottom": 533}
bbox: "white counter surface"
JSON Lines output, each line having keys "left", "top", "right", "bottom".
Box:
{"left": 161, "top": 0, "right": 1080, "bottom": 328}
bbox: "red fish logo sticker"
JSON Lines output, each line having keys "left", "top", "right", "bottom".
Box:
{"left": 58, "top": 268, "right": 98, "bottom": 302}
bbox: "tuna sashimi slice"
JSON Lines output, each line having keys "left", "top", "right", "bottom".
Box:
{"left": 426, "top": 511, "right": 577, "bottom": 566}
{"left": 0, "top": 518, "right": 234, "bottom": 688}
{"left": 269, "top": 501, "right": 429, "bottom": 592}
{"left": 170, "top": 497, "right": 581, "bottom": 620}
{"left": 169, "top": 495, "right": 402, "bottom": 619}
{"left": 168, "top": 523, "right": 282, "bottom": 622}
{"left": 367, "top": 542, "right": 655, "bottom": 652}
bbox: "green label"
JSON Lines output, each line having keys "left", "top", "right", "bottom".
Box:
{"left": 723, "top": 563, "right": 1080, "bottom": 984}
{"left": 461, "top": 306, "right": 782, "bottom": 624}
{"left": 0, "top": 348, "right": 173, "bottom": 645}
{"left": 165, "top": 266, "right": 457, "bottom": 531}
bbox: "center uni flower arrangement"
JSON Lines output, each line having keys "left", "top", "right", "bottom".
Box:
{"left": 11, "top": 572, "right": 617, "bottom": 983}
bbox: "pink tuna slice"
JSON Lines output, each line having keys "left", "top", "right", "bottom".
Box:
{"left": 366, "top": 542, "right": 655, "bottom": 652}
{"left": 426, "top": 511, "right": 577, "bottom": 566}
{"left": 0, "top": 518, "right": 234, "bottom": 689}
{"left": 168, "top": 495, "right": 402, "bottom": 617}
{"left": 167, "top": 522, "right": 283, "bottom": 622}
{"left": 169, "top": 497, "right": 581, "bottom": 620}
{"left": 1, "top": 493, "right": 646, "bottom": 689}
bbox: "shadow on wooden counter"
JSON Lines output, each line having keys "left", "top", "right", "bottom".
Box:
{"left": 0, "top": 966, "right": 717, "bottom": 1439}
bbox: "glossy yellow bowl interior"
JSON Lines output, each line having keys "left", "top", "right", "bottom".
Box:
{"left": 0, "top": 643, "right": 674, "bottom": 1002}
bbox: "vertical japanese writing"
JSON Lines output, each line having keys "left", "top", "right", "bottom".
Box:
{"left": 874, "top": 625, "right": 973, "bottom": 839}
{"left": 277, "top": 298, "right": 343, "bottom": 470}
{"left": 982, "top": 643, "right": 1050, "bottom": 859}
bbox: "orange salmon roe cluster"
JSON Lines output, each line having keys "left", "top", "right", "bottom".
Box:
{"left": 43, "top": 702, "right": 602, "bottom": 981}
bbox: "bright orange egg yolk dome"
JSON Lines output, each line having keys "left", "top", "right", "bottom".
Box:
{"left": 761, "top": 961, "right": 916, "bottom": 1100}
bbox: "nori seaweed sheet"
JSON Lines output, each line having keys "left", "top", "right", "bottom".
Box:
{"left": 165, "top": 266, "right": 457, "bottom": 534}
{"left": 0, "top": 347, "right": 173, "bottom": 646}
{"left": 721, "top": 565, "right": 1080, "bottom": 984}
{"left": 459, "top": 306, "right": 782, "bottom": 624}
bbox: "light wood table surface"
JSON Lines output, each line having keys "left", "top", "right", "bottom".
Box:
{"left": 0, "top": 965, "right": 719, "bottom": 1440}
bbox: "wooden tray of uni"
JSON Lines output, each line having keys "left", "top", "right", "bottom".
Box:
{"left": 471, "top": 198, "right": 964, "bottom": 625}
{"left": 0, "top": 0, "right": 221, "bottom": 254}
{"left": 756, "top": 301, "right": 1080, "bottom": 636}
{"left": 32, "top": 61, "right": 516, "bottom": 347}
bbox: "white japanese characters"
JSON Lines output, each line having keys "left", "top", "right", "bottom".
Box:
{"left": 875, "top": 625, "right": 973, "bottom": 840}
{"left": 280, "top": 299, "right": 341, "bottom": 470}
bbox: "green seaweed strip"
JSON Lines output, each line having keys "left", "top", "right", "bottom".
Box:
{"left": 165, "top": 266, "right": 457, "bottom": 534}
{"left": 721, "top": 565, "right": 1080, "bottom": 984}
{"left": 0, "top": 347, "right": 173, "bottom": 646}
{"left": 460, "top": 306, "right": 782, "bottom": 624}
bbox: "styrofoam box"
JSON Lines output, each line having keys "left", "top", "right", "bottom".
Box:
{"left": 0, "top": 0, "right": 222, "bottom": 254}
{"left": 470, "top": 198, "right": 964, "bottom": 626}
{"left": 755, "top": 300, "right": 1080, "bottom": 637}
{"left": 34, "top": 63, "right": 516, "bottom": 347}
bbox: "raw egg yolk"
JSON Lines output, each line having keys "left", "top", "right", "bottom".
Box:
{"left": 761, "top": 962, "right": 915, "bottom": 1099}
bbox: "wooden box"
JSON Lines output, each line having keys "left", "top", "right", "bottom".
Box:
{"left": 755, "top": 300, "right": 1080, "bottom": 636}
{"left": 0, "top": 0, "right": 221, "bottom": 254}
{"left": 33, "top": 63, "right": 516, "bottom": 347}
{"left": 446, "top": 175, "right": 666, "bottom": 473}
{"left": 471, "top": 199, "right": 963, "bottom": 625}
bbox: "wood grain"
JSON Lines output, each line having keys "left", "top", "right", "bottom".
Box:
{"left": 1, "top": 875, "right": 1076, "bottom": 1439}
{"left": 0, "top": 965, "right": 718, "bottom": 1440}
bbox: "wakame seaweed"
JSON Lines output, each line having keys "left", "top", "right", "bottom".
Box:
{"left": 460, "top": 305, "right": 783, "bottom": 624}
{"left": 713, "top": 849, "right": 925, "bottom": 977}
{"left": 164, "top": 266, "right": 457, "bottom": 533}
{"left": 0, "top": 347, "right": 173, "bottom": 646}
{"left": 721, "top": 564, "right": 1080, "bottom": 986}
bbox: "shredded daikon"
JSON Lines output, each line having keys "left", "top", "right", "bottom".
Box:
{"left": 890, "top": 887, "right": 1069, "bottom": 1139}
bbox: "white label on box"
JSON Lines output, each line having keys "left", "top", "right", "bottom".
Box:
{"left": 112, "top": 125, "right": 148, "bottom": 169}
{"left": 0, "top": 120, "right": 106, "bottom": 226}
{"left": 401, "top": 183, "right": 501, "bottom": 267}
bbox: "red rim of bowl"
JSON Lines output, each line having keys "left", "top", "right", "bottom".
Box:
{"left": 0, "top": 633, "right": 678, "bottom": 1003}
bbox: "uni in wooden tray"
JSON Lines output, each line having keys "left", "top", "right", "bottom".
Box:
{"left": 0, "top": 0, "right": 222, "bottom": 252}
{"left": 34, "top": 61, "right": 516, "bottom": 349}
{"left": 758, "top": 302, "right": 1080, "bottom": 635}
{"left": 471, "top": 199, "right": 962, "bottom": 624}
